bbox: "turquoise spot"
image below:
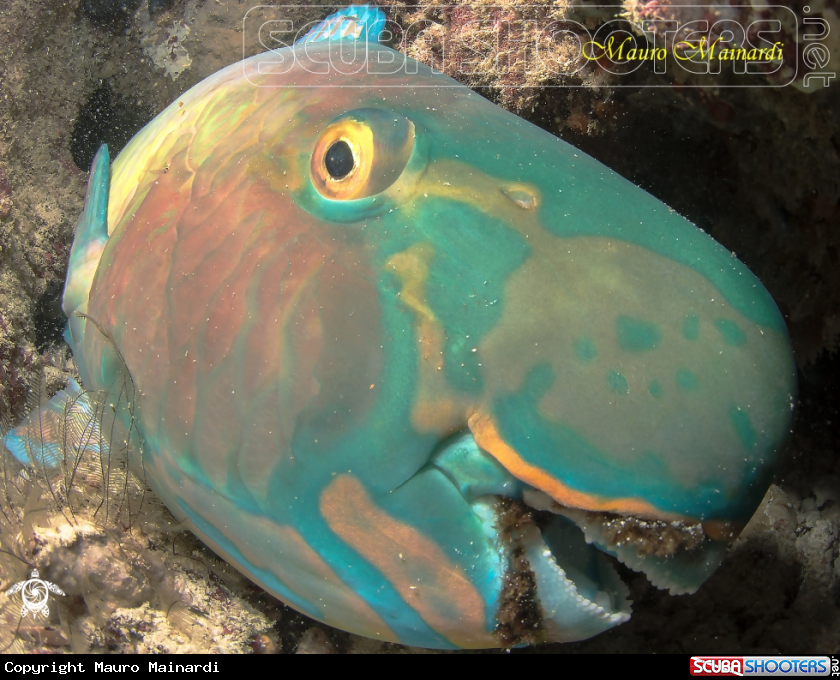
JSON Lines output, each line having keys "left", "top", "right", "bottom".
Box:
{"left": 616, "top": 315, "right": 661, "bottom": 352}
{"left": 683, "top": 314, "right": 700, "bottom": 341}
{"left": 574, "top": 338, "right": 597, "bottom": 363}
{"left": 716, "top": 318, "right": 747, "bottom": 347}
{"left": 729, "top": 405, "right": 756, "bottom": 452}
{"left": 607, "top": 370, "right": 629, "bottom": 395}
{"left": 676, "top": 368, "right": 699, "bottom": 392}
{"left": 648, "top": 379, "right": 663, "bottom": 399}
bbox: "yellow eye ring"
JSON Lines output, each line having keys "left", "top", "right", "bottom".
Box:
{"left": 310, "top": 109, "right": 414, "bottom": 201}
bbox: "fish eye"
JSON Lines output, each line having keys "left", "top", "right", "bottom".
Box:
{"left": 325, "top": 140, "right": 355, "bottom": 180}
{"left": 310, "top": 109, "right": 415, "bottom": 201}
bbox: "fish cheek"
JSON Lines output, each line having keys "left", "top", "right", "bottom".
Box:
{"left": 296, "top": 248, "right": 384, "bottom": 442}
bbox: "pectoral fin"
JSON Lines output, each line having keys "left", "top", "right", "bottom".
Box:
{"left": 63, "top": 144, "right": 110, "bottom": 383}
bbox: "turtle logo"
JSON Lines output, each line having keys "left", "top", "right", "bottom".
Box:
{"left": 5, "top": 569, "right": 65, "bottom": 618}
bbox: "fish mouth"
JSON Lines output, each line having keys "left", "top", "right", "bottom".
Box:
{"left": 480, "top": 495, "right": 632, "bottom": 645}
{"left": 431, "top": 431, "right": 727, "bottom": 646}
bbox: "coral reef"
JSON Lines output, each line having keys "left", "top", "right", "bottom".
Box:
{"left": 0, "top": 388, "right": 279, "bottom": 653}
{"left": 381, "top": 0, "right": 620, "bottom": 125}
{"left": 0, "top": 0, "right": 837, "bottom": 653}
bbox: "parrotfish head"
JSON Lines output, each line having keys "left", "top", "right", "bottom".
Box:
{"left": 75, "top": 34, "right": 796, "bottom": 648}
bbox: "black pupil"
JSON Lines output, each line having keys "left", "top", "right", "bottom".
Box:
{"left": 325, "top": 141, "right": 354, "bottom": 180}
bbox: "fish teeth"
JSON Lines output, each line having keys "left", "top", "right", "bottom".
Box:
{"left": 523, "top": 488, "right": 725, "bottom": 596}
{"left": 526, "top": 523, "right": 624, "bottom": 619}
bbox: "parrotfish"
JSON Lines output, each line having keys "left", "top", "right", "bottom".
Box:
{"left": 6, "top": 5, "right": 796, "bottom": 648}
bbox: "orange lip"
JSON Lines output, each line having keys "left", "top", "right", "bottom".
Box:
{"left": 468, "top": 409, "right": 685, "bottom": 521}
